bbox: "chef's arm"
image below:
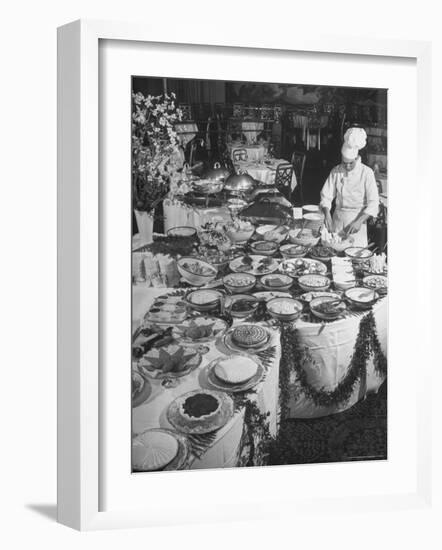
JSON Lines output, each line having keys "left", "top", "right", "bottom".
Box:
{"left": 319, "top": 173, "right": 336, "bottom": 231}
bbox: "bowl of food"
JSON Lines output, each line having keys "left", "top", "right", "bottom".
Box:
{"left": 267, "top": 297, "right": 303, "bottom": 322}
{"left": 255, "top": 224, "right": 277, "bottom": 237}
{"left": 362, "top": 274, "right": 388, "bottom": 295}
{"left": 225, "top": 294, "right": 259, "bottom": 318}
{"left": 309, "top": 244, "right": 336, "bottom": 262}
{"left": 177, "top": 257, "right": 218, "bottom": 286}
{"left": 298, "top": 274, "right": 331, "bottom": 292}
{"left": 279, "top": 243, "right": 309, "bottom": 259}
{"left": 260, "top": 273, "right": 294, "bottom": 292}
{"left": 249, "top": 240, "right": 278, "bottom": 256}
{"left": 288, "top": 228, "right": 320, "bottom": 247}
{"left": 166, "top": 226, "right": 197, "bottom": 239}
{"left": 185, "top": 289, "right": 224, "bottom": 312}
{"left": 261, "top": 225, "right": 289, "bottom": 244}
{"left": 310, "top": 296, "right": 347, "bottom": 320}
{"left": 223, "top": 273, "right": 256, "bottom": 294}
{"left": 225, "top": 220, "right": 255, "bottom": 244}
{"left": 344, "top": 247, "right": 374, "bottom": 264}
{"left": 344, "top": 287, "right": 378, "bottom": 310}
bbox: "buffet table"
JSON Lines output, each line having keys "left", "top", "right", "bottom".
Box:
{"left": 289, "top": 297, "right": 387, "bottom": 418}
{"left": 132, "top": 287, "right": 281, "bottom": 470}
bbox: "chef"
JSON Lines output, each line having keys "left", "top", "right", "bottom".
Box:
{"left": 320, "top": 127, "right": 379, "bottom": 247}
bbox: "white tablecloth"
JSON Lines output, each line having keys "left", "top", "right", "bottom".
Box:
{"left": 289, "top": 297, "right": 388, "bottom": 418}
{"left": 228, "top": 143, "right": 268, "bottom": 162}
{"left": 132, "top": 287, "right": 281, "bottom": 469}
{"left": 163, "top": 199, "right": 232, "bottom": 232}
{"left": 238, "top": 159, "right": 298, "bottom": 190}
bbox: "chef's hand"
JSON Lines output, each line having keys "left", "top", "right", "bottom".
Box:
{"left": 345, "top": 219, "right": 363, "bottom": 235}
{"left": 324, "top": 212, "right": 333, "bottom": 232}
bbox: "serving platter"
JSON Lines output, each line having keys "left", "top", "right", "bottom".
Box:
{"left": 172, "top": 317, "right": 227, "bottom": 343}
{"left": 144, "top": 295, "right": 189, "bottom": 325}
{"left": 278, "top": 257, "right": 327, "bottom": 277}
{"left": 229, "top": 254, "right": 279, "bottom": 276}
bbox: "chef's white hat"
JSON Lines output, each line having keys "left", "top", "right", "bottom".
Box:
{"left": 341, "top": 127, "right": 367, "bottom": 160}
{"left": 341, "top": 143, "right": 359, "bottom": 160}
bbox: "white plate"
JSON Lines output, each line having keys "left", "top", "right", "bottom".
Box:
{"left": 253, "top": 291, "right": 292, "bottom": 301}
{"left": 229, "top": 255, "right": 279, "bottom": 276}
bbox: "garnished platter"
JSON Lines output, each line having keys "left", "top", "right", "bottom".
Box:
{"left": 139, "top": 344, "right": 202, "bottom": 379}
{"left": 172, "top": 317, "right": 227, "bottom": 343}
{"left": 278, "top": 257, "right": 327, "bottom": 277}
{"left": 229, "top": 254, "right": 279, "bottom": 276}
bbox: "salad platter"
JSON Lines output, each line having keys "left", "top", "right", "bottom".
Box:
{"left": 278, "top": 257, "right": 327, "bottom": 277}
{"left": 172, "top": 317, "right": 227, "bottom": 343}
{"left": 229, "top": 254, "right": 279, "bottom": 276}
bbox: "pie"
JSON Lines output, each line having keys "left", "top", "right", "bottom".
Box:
{"left": 214, "top": 356, "right": 258, "bottom": 385}
{"left": 231, "top": 324, "right": 268, "bottom": 348}
{"left": 132, "top": 430, "right": 179, "bottom": 471}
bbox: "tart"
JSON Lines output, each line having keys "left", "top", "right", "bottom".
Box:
{"left": 231, "top": 324, "right": 268, "bottom": 348}
{"left": 132, "top": 430, "right": 179, "bottom": 471}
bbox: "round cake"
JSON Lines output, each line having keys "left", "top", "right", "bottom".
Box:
{"left": 132, "top": 430, "right": 179, "bottom": 471}
{"left": 214, "top": 356, "right": 258, "bottom": 385}
{"left": 231, "top": 324, "right": 268, "bottom": 348}
{"left": 178, "top": 390, "right": 224, "bottom": 432}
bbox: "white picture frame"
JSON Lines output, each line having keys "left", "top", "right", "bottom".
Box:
{"left": 57, "top": 19, "right": 433, "bottom": 531}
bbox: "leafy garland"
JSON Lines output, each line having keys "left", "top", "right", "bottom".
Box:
{"left": 279, "top": 310, "right": 387, "bottom": 414}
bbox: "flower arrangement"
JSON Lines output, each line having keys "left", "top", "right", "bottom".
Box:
{"left": 132, "top": 92, "right": 184, "bottom": 212}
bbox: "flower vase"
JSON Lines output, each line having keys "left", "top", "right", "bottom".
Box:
{"left": 134, "top": 209, "right": 154, "bottom": 245}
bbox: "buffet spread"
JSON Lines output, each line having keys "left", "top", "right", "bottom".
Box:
{"left": 132, "top": 204, "right": 388, "bottom": 472}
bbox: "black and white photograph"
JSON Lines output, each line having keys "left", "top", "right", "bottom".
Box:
{"left": 131, "top": 75, "right": 388, "bottom": 473}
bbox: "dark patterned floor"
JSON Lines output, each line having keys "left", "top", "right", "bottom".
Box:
{"left": 269, "top": 381, "right": 387, "bottom": 465}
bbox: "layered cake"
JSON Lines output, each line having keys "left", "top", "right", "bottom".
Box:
{"left": 231, "top": 324, "right": 268, "bottom": 348}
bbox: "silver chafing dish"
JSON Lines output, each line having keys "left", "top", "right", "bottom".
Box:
{"left": 201, "top": 162, "right": 231, "bottom": 182}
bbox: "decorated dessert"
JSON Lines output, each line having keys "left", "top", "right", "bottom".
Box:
{"left": 132, "top": 430, "right": 179, "bottom": 471}
{"left": 214, "top": 355, "right": 259, "bottom": 385}
{"left": 230, "top": 324, "right": 268, "bottom": 348}
{"left": 139, "top": 344, "right": 201, "bottom": 378}
{"left": 167, "top": 390, "right": 234, "bottom": 434}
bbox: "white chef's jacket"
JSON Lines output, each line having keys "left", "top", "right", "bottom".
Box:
{"left": 320, "top": 158, "right": 379, "bottom": 246}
